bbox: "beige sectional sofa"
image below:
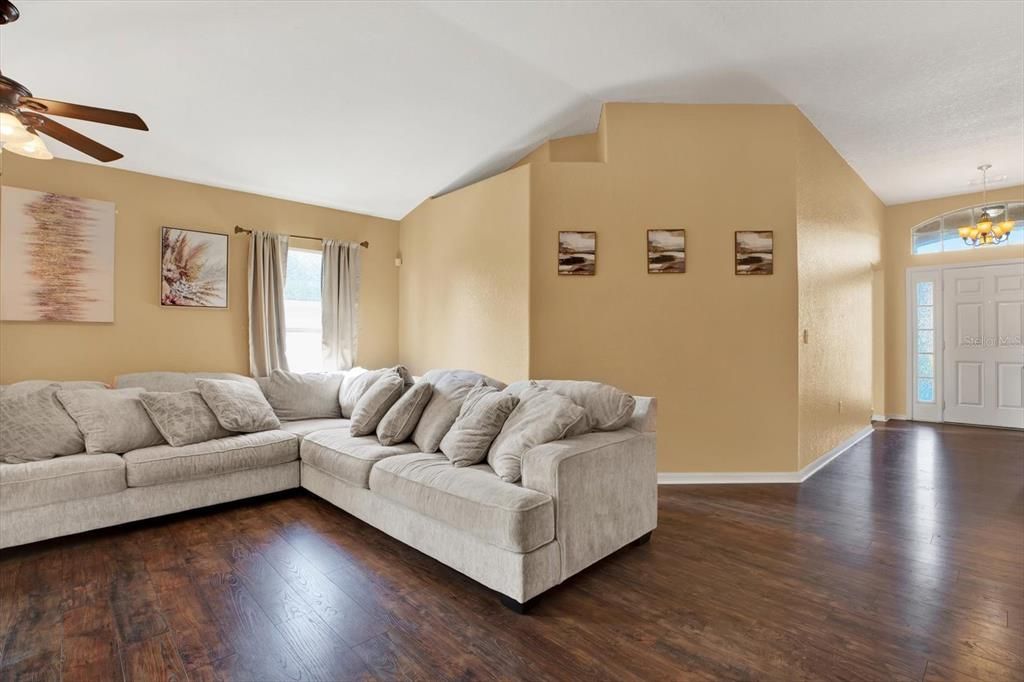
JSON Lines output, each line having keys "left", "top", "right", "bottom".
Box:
{"left": 0, "top": 369, "right": 656, "bottom": 612}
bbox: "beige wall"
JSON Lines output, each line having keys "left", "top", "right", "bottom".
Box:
{"left": 795, "top": 117, "right": 884, "bottom": 469}
{"left": 398, "top": 166, "right": 531, "bottom": 382}
{"left": 0, "top": 156, "right": 400, "bottom": 384}
{"left": 883, "top": 184, "right": 1024, "bottom": 417}
{"left": 529, "top": 104, "right": 802, "bottom": 473}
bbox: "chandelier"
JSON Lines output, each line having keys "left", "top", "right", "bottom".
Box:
{"left": 959, "top": 165, "right": 1013, "bottom": 247}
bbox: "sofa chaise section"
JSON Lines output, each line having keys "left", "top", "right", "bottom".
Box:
{"left": 299, "top": 394, "right": 657, "bottom": 610}
{"left": 369, "top": 453, "right": 555, "bottom": 554}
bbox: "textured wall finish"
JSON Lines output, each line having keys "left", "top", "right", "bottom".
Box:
{"left": 0, "top": 156, "right": 400, "bottom": 384}
{"left": 528, "top": 104, "right": 802, "bottom": 473}
{"left": 883, "top": 185, "right": 1024, "bottom": 417}
{"left": 795, "top": 117, "right": 884, "bottom": 469}
{"left": 398, "top": 167, "right": 531, "bottom": 383}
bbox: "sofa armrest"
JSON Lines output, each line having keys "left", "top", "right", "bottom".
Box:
{"left": 629, "top": 396, "right": 657, "bottom": 432}
{"left": 520, "top": 428, "right": 657, "bottom": 581}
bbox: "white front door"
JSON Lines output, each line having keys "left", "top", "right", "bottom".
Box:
{"left": 942, "top": 263, "right": 1024, "bottom": 428}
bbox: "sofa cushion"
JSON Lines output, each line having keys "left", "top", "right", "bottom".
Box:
{"left": 115, "top": 371, "right": 257, "bottom": 392}
{"left": 140, "top": 390, "right": 234, "bottom": 447}
{"left": 57, "top": 388, "right": 166, "bottom": 455}
{"left": 412, "top": 369, "right": 507, "bottom": 454}
{"left": 301, "top": 429, "right": 418, "bottom": 489}
{"left": 349, "top": 371, "right": 405, "bottom": 437}
{"left": 369, "top": 453, "right": 554, "bottom": 553}
{"left": 1, "top": 384, "right": 87, "bottom": 463}
{"left": 377, "top": 381, "right": 432, "bottom": 446}
{"left": 123, "top": 431, "right": 297, "bottom": 487}
{"left": 196, "top": 378, "right": 281, "bottom": 433}
{"left": 279, "top": 418, "right": 350, "bottom": 439}
{"left": 489, "top": 383, "right": 587, "bottom": 483}
{"left": 257, "top": 370, "right": 345, "bottom": 420}
{"left": 509, "top": 379, "right": 636, "bottom": 433}
{"left": 0, "top": 453, "right": 126, "bottom": 512}
{"left": 440, "top": 383, "right": 519, "bottom": 467}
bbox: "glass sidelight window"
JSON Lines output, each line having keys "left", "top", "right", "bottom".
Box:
{"left": 916, "top": 281, "right": 936, "bottom": 403}
{"left": 909, "top": 269, "right": 943, "bottom": 423}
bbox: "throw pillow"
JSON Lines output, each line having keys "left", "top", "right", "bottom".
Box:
{"left": 377, "top": 381, "right": 433, "bottom": 446}
{"left": 506, "top": 379, "right": 635, "bottom": 433}
{"left": 0, "top": 383, "right": 87, "bottom": 463}
{"left": 488, "top": 382, "right": 587, "bottom": 483}
{"left": 196, "top": 378, "right": 281, "bottom": 433}
{"left": 258, "top": 369, "right": 344, "bottom": 420}
{"left": 412, "top": 369, "right": 507, "bottom": 453}
{"left": 57, "top": 387, "right": 166, "bottom": 454}
{"left": 140, "top": 390, "right": 234, "bottom": 447}
{"left": 440, "top": 383, "right": 519, "bottom": 467}
{"left": 349, "top": 371, "right": 405, "bottom": 437}
{"left": 338, "top": 365, "right": 411, "bottom": 418}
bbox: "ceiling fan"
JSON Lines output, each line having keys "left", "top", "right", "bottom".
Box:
{"left": 0, "top": 0, "right": 148, "bottom": 162}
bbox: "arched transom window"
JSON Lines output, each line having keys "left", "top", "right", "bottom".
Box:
{"left": 911, "top": 201, "right": 1023, "bottom": 254}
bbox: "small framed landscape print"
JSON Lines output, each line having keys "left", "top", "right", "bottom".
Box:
{"left": 160, "top": 227, "right": 229, "bottom": 308}
{"left": 647, "top": 229, "right": 686, "bottom": 273}
{"left": 735, "top": 230, "right": 773, "bottom": 275}
{"left": 558, "top": 230, "right": 597, "bottom": 276}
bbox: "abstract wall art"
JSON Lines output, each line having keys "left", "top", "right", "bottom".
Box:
{"left": 647, "top": 229, "right": 686, "bottom": 273}
{"left": 0, "top": 186, "right": 115, "bottom": 322}
{"left": 160, "top": 227, "right": 228, "bottom": 308}
{"left": 558, "top": 230, "right": 597, "bottom": 276}
{"left": 735, "top": 230, "right": 774, "bottom": 275}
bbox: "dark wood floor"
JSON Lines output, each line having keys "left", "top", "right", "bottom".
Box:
{"left": 1, "top": 420, "right": 1021, "bottom": 681}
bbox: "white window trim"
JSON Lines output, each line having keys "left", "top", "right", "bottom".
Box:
{"left": 910, "top": 200, "right": 1022, "bottom": 255}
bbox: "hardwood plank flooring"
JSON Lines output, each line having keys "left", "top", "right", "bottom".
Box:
{"left": 0, "top": 420, "right": 1020, "bottom": 681}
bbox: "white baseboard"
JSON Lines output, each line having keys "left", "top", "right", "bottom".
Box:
{"left": 871, "top": 414, "right": 887, "bottom": 422}
{"left": 657, "top": 425, "right": 874, "bottom": 485}
{"left": 886, "top": 414, "right": 909, "bottom": 421}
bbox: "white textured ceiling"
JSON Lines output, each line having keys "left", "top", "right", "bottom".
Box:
{"left": 2, "top": 1, "right": 1021, "bottom": 219}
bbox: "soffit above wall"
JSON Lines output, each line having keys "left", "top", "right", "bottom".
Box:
{"left": 3, "top": 1, "right": 1020, "bottom": 219}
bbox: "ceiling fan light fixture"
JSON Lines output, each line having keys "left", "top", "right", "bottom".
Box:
{"left": 3, "top": 130, "right": 54, "bottom": 160}
{"left": 0, "top": 111, "right": 33, "bottom": 145}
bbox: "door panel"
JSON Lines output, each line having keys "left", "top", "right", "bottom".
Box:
{"left": 997, "top": 302, "right": 1022, "bottom": 343}
{"left": 955, "top": 303, "right": 982, "bottom": 343}
{"left": 943, "top": 263, "right": 1024, "bottom": 428}
{"left": 955, "top": 362, "right": 983, "bottom": 405}
{"left": 997, "top": 363, "right": 1023, "bottom": 409}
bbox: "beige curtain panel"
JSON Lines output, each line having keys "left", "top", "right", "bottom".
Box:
{"left": 247, "top": 231, "right": 290, "bottom": 376}
{"left": 321, "top": 239, "right": 362, "bottom": 370}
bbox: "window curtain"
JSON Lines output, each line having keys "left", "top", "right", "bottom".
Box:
{"left": 321, "top": 239, "right": 361, "bottom": 370}
{"left": 247, "top": 231, "right": 290, "bottom": 376}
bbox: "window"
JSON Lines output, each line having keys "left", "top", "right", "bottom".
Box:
{"left": 911, "top": 201, "right": 1023, "bottom": 254}
{"left": 915, "top": 281, "right": 935, "bottom": 403}
{"left": 284, "top": 248, "right": 323, "bottom": 372}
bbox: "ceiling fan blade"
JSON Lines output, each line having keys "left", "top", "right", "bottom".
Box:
{"left": 19, "top": 97, "right": 148, "bottom": 131}
{"left": 25, "top": 114, "right": 123, "bottom": 162}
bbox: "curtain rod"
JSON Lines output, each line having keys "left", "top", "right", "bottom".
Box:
{"left": 234, "top": 225, "right": 369, "bottom": 249}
